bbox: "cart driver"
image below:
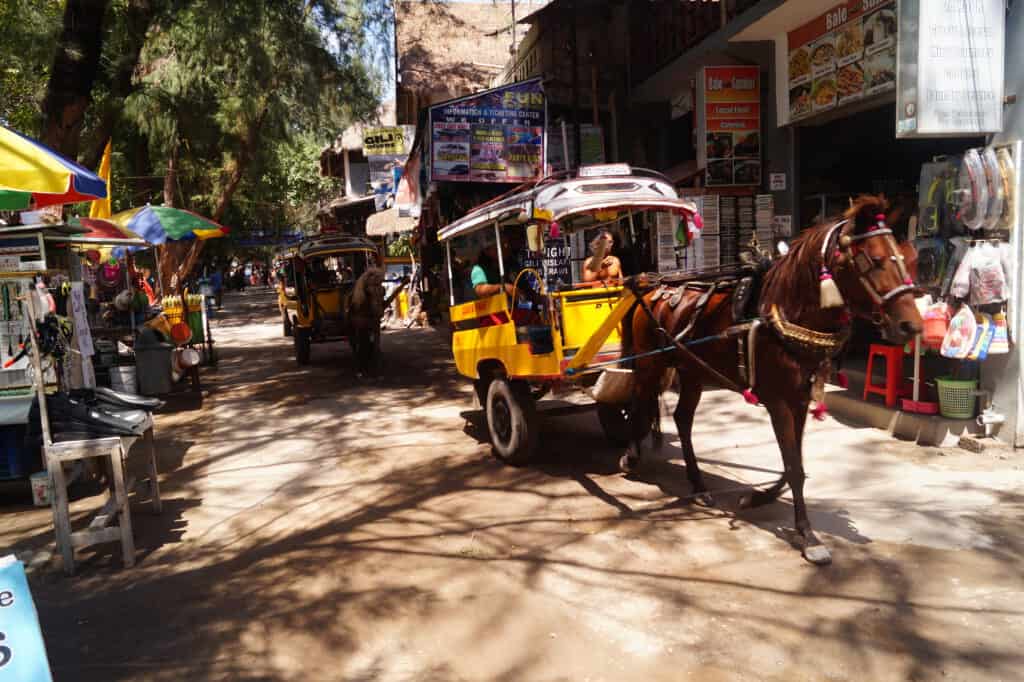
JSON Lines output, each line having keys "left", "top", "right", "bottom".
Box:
{"left": 582, "top": 230, "right": 623, "bottom": 284}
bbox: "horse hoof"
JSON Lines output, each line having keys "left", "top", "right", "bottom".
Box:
{"left": 619, "top": 454, "right": 639, "bottom": 474}
{"left": 694, "top": 491, "right": 715, "bottom": 507}
{"left": 803, "top": 543, "right": 832, "bottom": 566}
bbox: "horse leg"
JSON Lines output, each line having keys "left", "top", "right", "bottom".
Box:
{"left": 765, "top": 399, "right": 831, "bottom": 565}
{"left": 619, "top": 387, "right": 657, "bottom": 474}
{"left": 674, "top": 381, "right": 713, "bottom": 506}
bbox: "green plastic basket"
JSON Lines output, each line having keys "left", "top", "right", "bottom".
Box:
{"left": 935, "top": 377, "right": 978, "bottom": 419}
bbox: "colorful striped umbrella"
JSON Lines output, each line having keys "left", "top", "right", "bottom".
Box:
{"left": 109, "top": 205, "right": 228, "bottom": 244}
{"left": 0, "top": 126, "right": 108, "bottom": 210}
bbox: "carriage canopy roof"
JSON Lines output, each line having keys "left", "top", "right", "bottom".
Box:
{"left": 437, "top": 166, "right": 698, "bottom": 243}
{"left": 297, "top": 234, "right": 377, "bottom": 259}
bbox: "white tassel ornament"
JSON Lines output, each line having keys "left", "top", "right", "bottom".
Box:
{"left": 819, "top": 266, "right": 844, "bottom": 309}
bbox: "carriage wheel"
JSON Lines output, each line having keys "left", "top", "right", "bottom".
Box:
{"left": 294, "top": 328, "right": 311, "bottom": 365}
{"left": 282, "top": 311, "right": 293, "bottom": 337}
{"left": 486, "top": 379, "right": 539, "bottom": 466}
{"left": 597, "top": 403, "right": 633, "bottom": 447}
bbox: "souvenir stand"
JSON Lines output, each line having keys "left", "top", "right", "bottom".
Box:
{"left": 22, "top": 283, "right": 161, "bottom": 575}
{"left": 47, "top": 231, "right": 151, "bottom": 392}
{"left": 22, "top": 227, "right": 162, "bottom": 574}
{"left": 0, "top": 223, "right": 75, "bottom": 481}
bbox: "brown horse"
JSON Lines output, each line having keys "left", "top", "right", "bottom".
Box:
{"left": 620, "top": 195, "right": 922, "bottom": 564}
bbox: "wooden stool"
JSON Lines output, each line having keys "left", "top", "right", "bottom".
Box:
{"left": 45, "top": 420, "right": 161, "bottom": 575}
{"left": 863, "top": 344, "right": 905, "bottom": 409}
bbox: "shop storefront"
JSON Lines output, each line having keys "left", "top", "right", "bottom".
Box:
{"left": 734, "top": 0, "right": 1020, "bottom": 444}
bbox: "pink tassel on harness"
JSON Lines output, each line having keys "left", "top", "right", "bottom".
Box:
{"left": 742, "top": 388, "right": 759, "bottom": 405}
{"left": 810, "top": 402, "right": 829, "bottom": 421}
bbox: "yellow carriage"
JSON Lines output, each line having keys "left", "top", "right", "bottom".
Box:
{"left": 290, "top": 235, "right": 382, "bottom": 365}
{"left": 439, "top": 165, "right": 698, "bottom": 463}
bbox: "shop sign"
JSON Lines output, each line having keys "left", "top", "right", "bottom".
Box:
{"left": 769, "top": 172, "right": 786, "bottom": 191}
{"left": 787, "top": 0, "right": 897, "bottom": 123}
{"left": 366, "top": 126, "right": 415, "bottom": 211}
{"left": 362, "top": 127, "right": 406, "bottom": 156}
{"left": 895, "top": 0, "right": 1004, "bottom": 137}
{"left": 429, "top": 78, "right": 546, "bottom": 184}
{"left": 520, "top": 238, "right": 571, "bottom": 291}
{"left": 0, "top": 556, "right": 54, "bottom": 682}
{"left": 698, "top": 65, "right": 761, "bottom": 187}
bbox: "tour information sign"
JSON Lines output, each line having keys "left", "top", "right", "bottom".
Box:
{"left": 896, "top": 0, "right": 1004, "bottom": 137}
{"left": 429, "top": 78, "right": 546, "bottom": 184}
{"left": 787, "top": 0, "right": 897, "bottom": 123}
{"left": 699, "top": 65, "right": 761, "bottom": 187}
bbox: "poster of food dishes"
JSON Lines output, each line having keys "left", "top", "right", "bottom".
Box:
{"left": 787, "top": 0, "right": 896, "bottom": 122}
{"left": 701, "top": 65, "right": 761, "bottom": 187}
{"left": 429, "top": 77, "right": 546, "bottom": 183}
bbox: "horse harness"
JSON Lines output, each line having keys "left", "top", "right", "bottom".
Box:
{"left": 626, "top": 215, "right": 914, "bottom": 398}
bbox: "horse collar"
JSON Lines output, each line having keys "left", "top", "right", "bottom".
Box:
{"left": 768, "top": 304, "right": 849, "bottom": 358}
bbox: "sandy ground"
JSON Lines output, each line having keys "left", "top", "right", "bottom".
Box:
{"left": 2, "top": 289, "right": 1023, "bottom": 682}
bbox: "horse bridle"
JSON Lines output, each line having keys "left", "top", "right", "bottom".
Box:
{"left": 824, "top": 214, "right": 920, "bottom": 313}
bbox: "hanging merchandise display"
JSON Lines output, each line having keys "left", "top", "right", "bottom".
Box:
{"left": 941, "top": 304, "right": 976, "bottom": 359}
{"left": 989, "top": 312, "right": 1011, "bottom": 354}
{"left": 981, "top": 148, "right": 1005, "bottom": 232}
{"left": 996, "top": 148, "right": 1016, "bottom": 229}
{"left": 917, "top": 159, "right": 958, "bottom": 236}
{"left": 956, "top": 149, "right": 988, "bottom": 232}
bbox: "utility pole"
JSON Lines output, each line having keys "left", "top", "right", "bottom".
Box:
{"left": 569, "top": 0, "right": 581, "bottom": 170}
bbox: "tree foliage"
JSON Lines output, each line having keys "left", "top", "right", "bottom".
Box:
{"left": 4, "top": 0, "right": 388, "bottom": 288}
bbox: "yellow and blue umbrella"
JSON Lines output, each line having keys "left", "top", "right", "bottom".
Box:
{"left": 0, "top": 126, "right": 108, "bottom": 210}
{"left": 109, "top": 205, "right": 228, "bottom": 244}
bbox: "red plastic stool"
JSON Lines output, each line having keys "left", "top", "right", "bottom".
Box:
{"left": 863, "top": 344, "right": 905, "bottom": 408}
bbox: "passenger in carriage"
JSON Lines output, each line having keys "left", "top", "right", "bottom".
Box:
{"left": 470, "top": 243, "right": 516, "bottom": 299}
{"left": 582, "top": 230, "right": 623, "bottom": 284}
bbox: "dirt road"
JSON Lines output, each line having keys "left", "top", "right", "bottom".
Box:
{"left": 6, "top": 289, "right": 1024, "bottom": 681}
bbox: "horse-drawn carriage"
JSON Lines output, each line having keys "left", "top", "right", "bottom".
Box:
{"left": 439, "top": 165, "right": 699, "bottom": 463}
{"left": 274, "top": 245, "right": 299, "bottom": 337}
{"left": 441, "top": 165, "right": 924, "bottom": 564}
{"left": 290, "top": 234, "right": 385, "bottom": 369}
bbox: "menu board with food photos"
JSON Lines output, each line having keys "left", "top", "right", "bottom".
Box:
{"left": 700, "top": 65, "right": 761, "bottom": 187}
{"left": 787, "top": 0, "right": 897, "bottom": 122}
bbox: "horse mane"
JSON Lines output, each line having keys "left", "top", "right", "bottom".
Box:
{"left": 760, "top": 195, "right": 887, "bottom": 321}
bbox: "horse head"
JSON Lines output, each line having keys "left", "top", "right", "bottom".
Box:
{"left": 351, "top": 267, "right": 386, "bottom": 323}
{"left": 832, "top": 195, "right": 923, "bottom": 343}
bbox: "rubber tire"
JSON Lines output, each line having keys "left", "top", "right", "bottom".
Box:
{"left": 486, "top": 379, "right": 539, "bottom": 466}
{"left": 597, "top": 403, "right": 633, "bottom": 447}
{"left": 294, "top": 328, "right": 311, "bottom": 365}
{"left": 283, "top": 311, "right": 293, "bottom": 337}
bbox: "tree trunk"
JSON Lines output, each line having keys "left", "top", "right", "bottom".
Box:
{"left": 82, "top": 0, "right": 166, "bottom": 170}
{"left": 156, "top": 136, "right": 183, "bottom": 294}
{"left": 41, "top": 0, "right": 110, "bottom": 157}
{"left": 164, "top": 104, "right": 270, "bottom": 292}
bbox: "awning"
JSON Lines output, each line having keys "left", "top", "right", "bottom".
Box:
{"left": 366, "top": 206, "right": 417, "bottom": 237}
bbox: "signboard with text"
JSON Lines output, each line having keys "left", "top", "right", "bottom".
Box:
{"left": 787, "top": 0, "right": 897, "bottom": 123}
{"left": 429, "top": 78, "right": 546, "bottom": 183}
{"left": 895, "top": 0, "right": 1004, "bottom": 137}
{"left": 699, "top": 66, "right": 761, "bottom": 187}
{"left": 0, "top": 556, "right": 53, "bottom": 682}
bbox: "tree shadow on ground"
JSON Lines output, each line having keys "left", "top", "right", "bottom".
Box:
{"left": 20, "top": 290, "right": 1024, "bottom": 681}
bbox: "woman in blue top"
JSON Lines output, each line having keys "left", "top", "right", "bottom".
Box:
{"left": 470, "top": 244, "right": 516, "bottom": 299}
